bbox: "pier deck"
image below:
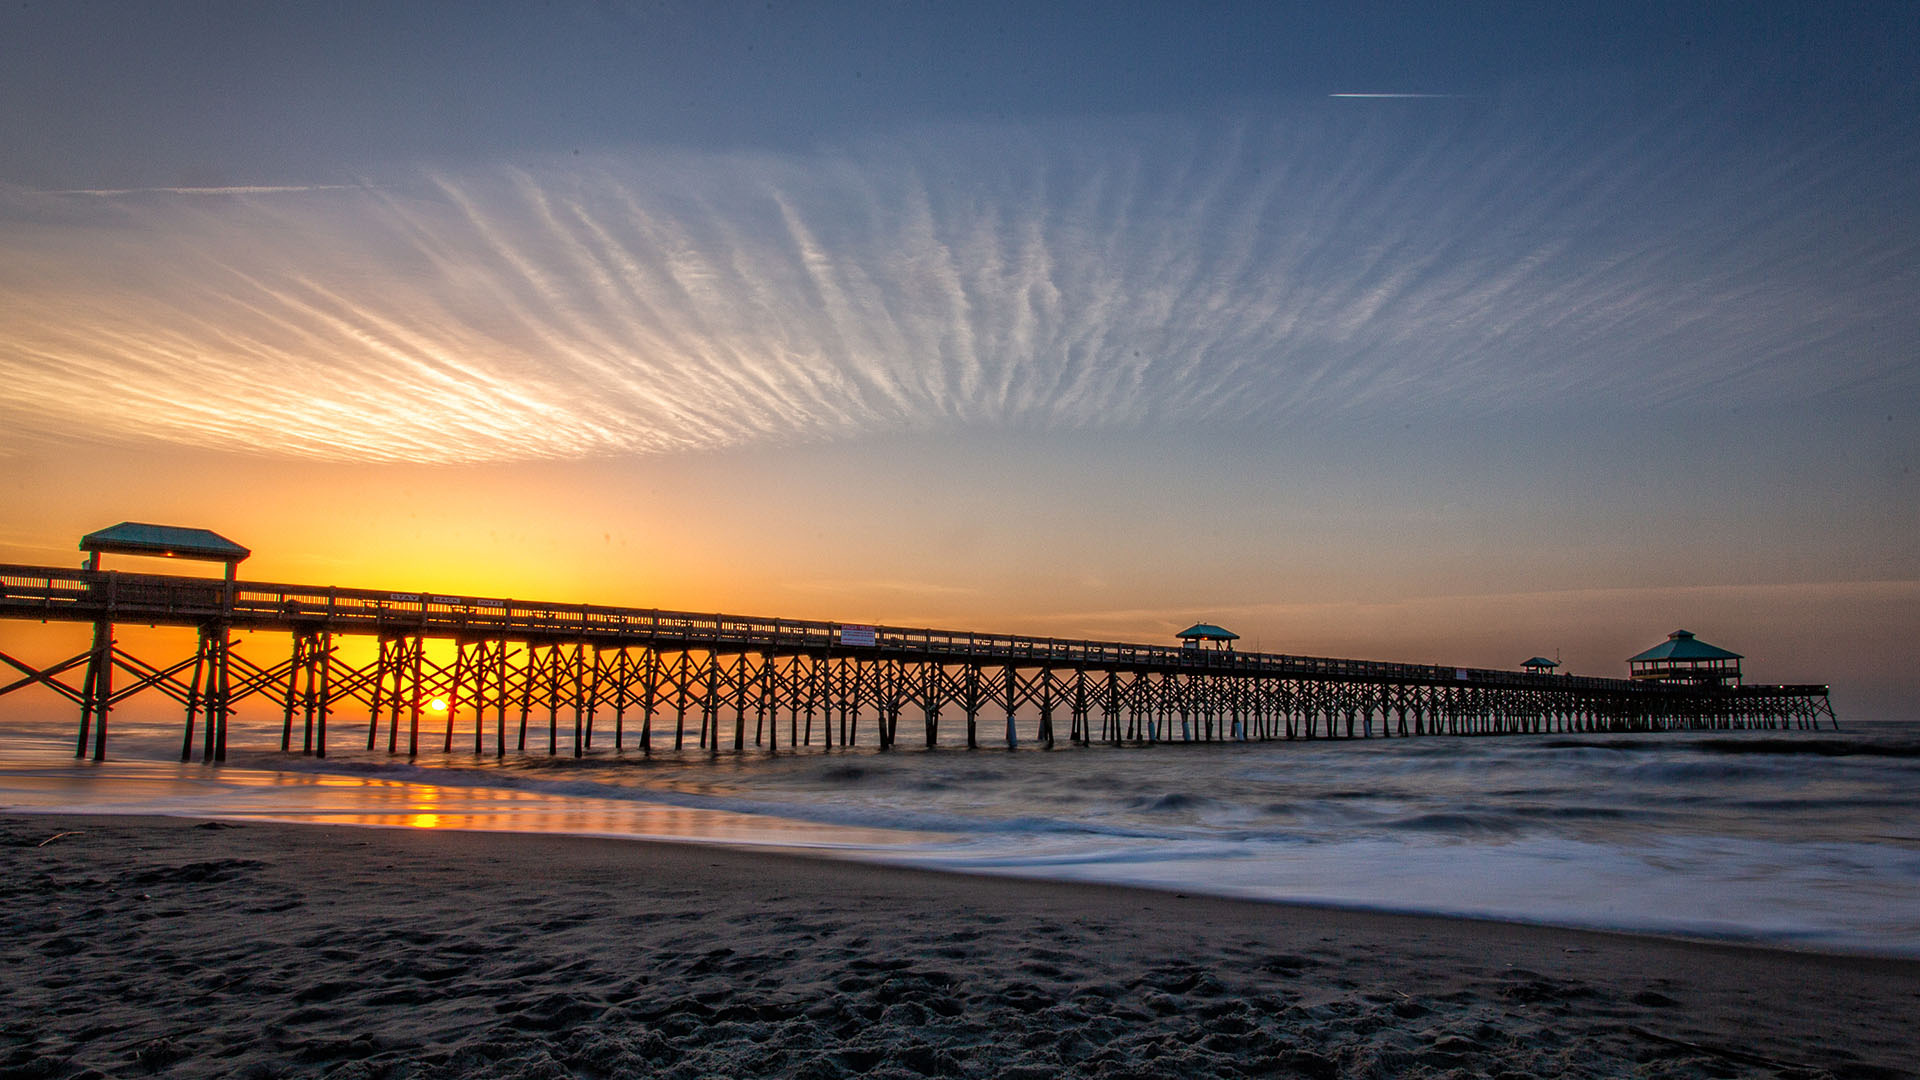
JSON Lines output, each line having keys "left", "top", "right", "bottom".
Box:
{"left": 0, "top": 564, "right": 1836, "bottom": 761}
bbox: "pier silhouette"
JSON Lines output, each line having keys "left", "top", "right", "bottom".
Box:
{"left": 2, "top": 557, "right": 1835, "bottom": 762}
{"left": 0, "top": 523, "right": 1837, "bottom": 763}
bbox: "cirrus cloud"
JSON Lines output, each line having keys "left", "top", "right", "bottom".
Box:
{"left": 1, "top": 103, "right": 1912, "bottom": 463}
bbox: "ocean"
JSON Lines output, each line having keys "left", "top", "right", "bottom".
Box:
{"left": 4, "top": 709, "right": 1916, "bottom": 957}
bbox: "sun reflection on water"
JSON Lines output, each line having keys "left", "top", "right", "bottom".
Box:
{"left": 0, "top": 748, "right": 945, "bottom": 851}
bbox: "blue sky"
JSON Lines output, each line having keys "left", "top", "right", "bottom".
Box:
{"left": 1, "top": 2, "right": 1915, "bottom": 712}
{"left": 4, "top": 2, "right": 1913, "bottom": 187}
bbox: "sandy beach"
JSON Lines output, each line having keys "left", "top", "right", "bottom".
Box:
{"left": 3, "top": 814, "right": 1914, "bottom": 1080}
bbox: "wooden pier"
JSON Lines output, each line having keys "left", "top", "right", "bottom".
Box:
{"left": 0, "top": 563, "right": 1836, "bottom": 762}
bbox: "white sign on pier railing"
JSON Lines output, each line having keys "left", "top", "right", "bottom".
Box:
{"left": 838, "top": 623, "right": 876, "bottom": 647}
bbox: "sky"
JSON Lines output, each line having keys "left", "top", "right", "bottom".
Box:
{"left": 1, "top": 2, "right": 1915, "bottom": 714}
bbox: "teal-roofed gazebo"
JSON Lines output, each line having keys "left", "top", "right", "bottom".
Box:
{"left": 81, "top": 522, "right": 251, "bottom": 580}
{"left": 1176, "top": 623, "right": 1239, "bottom": 651}
{"left": 1628, "top": 630, "right": 1742, "bottom": 686}
{"left": 1521, "top": 656, "right": 1559, "bottom": 675}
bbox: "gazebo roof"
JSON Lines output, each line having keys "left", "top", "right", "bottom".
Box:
{"left": 1175, "top": 623, "right": 1239, "bottom": 641}
{"left": 1628, "top": 629, "right": 1741, "bottom": 663}
{"left": 1521, "top": 657, "right": 1559, "bottom": 669}
{"left": 81, "top": 522, "right": 251, "bottom": 564}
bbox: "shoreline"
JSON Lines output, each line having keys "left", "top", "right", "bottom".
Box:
{"left": 6, "top": 813, "right": 1916, "bottom": 1079}
{"left": 9, "top": 801, "right": 1919, "bottom": 965}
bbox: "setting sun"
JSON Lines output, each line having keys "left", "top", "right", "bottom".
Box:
{"left": 427, "top": 697, "right": 448, "bottom": 714}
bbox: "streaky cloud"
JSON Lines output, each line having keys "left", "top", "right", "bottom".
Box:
{"left": 0, "top": 97, "right": 1912, "bottom": 464}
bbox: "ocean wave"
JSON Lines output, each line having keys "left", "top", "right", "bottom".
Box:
{"left": 1130, "top": 792, "right": 1230, "bottom": 814}
{"left": 1541, "top": 738, "right": 1920, "bottom": 758}
{"left": 7, "top": 720, "right": 1919, "bottom": 954}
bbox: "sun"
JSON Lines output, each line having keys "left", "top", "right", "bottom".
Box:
{"left": 427, "top": 696, "right": 449, "bottom": 713}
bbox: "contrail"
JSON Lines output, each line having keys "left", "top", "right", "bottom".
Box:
{"left": 1328, "top": 92, "right": 1464, "bottom": 99}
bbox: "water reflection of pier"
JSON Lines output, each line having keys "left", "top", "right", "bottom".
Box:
{"left": 1, "top": 563, "right": 1835, "bottom": 763}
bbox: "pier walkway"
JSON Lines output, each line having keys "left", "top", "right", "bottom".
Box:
{"left": 0, "top": 564, "right": 1836, "bottom": 762}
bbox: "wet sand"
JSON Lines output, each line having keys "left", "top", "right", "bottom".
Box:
{"left": 3, "top": 814, "right": 1915, "bottom": 1079}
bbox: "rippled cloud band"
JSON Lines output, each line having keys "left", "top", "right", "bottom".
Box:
{"left": 2, "top": 102, "right": 1911, "bottom": 463}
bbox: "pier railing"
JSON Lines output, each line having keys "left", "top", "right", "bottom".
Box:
{"left": 5, "top": 563, "right": 1678, "bottom": 691}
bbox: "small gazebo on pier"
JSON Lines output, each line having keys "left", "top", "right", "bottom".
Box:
{"left": 1628, "top": 629, "right": 1743, "bottom": 686}
{"left": 81, "top": 522, "right": 251, "bottom": 581}
{"left": 1176, "top": 623, "right": 1239, "bottom": 651}
{"left": 1521, "top": 656, "right": 1560, "bottom": 676}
